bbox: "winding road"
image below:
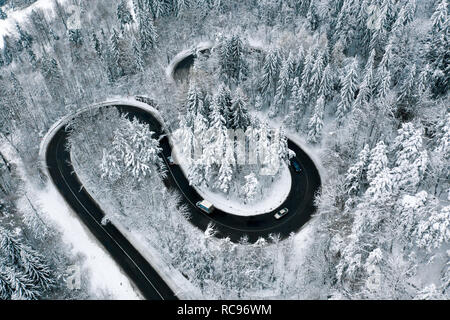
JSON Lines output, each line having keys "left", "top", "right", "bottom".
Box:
{"left": 45, "top": 103, "right": 321, "bottom": 299}
{"left": 44, "top": 51, "right": 321, "bottom": 300}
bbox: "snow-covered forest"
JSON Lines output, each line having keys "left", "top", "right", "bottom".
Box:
{"left": 0, "top": 0, "right": 449, "bottom": 300}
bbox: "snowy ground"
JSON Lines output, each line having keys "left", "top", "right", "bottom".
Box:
{"left": 0, "top": 0, "right": 67, "bottom": 48}
{"left": 1, "top": 139, "right": 141, "bottom": 300}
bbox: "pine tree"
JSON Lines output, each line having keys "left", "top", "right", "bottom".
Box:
{"left": 107, "top": 28, "right": 123, "bottom": 81}
{"left": 0, "top": 269, "right": 12, "bottom": 300}
{"left": 310, "top": 50, "right": 325, "bottom": 95}
{"left": 260, "top": 48, "right": 281, "bottom": 98}
{"left": 416, "top": 205, "right": 450, "bottom": 251}
{"left": 365, "top": 167, "right": 393, "bottom": 204}
{"left": 230, "top": 88, "right": 250, "bottom": 130}
{"left": 0, "top": 8, "right": 7, "bottom": 20}
{"left": 391, "top": 122, "right": 428, "bottom": 192}
{"left": 367, "top": 141, "right": 388, "bottom": 183}
{"left": 92, "top": 33, "right": 102, "bottom": 57}
{"left": 318, "top": 64, "right": 334, "bottom": 100}
{"left": 300, "top": 49, "right": 314, "bottom": 90}
{"left": 214, "top": 84, "right": 233, "bottom": 127}
{"left": 307, "top": 95, "right": 325, "bottom": 144}
{"left": 2, "top": 36, "right": 14, "bottom": 65}
{"left": 377, "top": 67, "right": 391, "bottom": 100}
{"left": 344, "top": 144, "right": 370, "bottom": 197}
{"left": 16, "top": 23, "right": 33, "bottom": 52}
{"left": 427, "top": 0, "right": 449, "bottom": 95}
{"left": 186, "top": 81, "right": 206, "bottom": 117}
{"left": 271, "top": 57, "right": 292, "bottom": 117}
{"left": 210, "top": 95, "right": 226, "bottom": 130}
{"left": 219, "top": 35, "right": 246, "bottom": 83}
{"left": 117, "top": 0, "right": 134, "bottom": 31}
{"left": 101, "top": 117, "right": 164, "bottom": 182}
{"left": 132, "top": 36, "right": 144, "bottom": 72}
{"left": 417, "top": 64, "right": 431, "bottom": 94}
{"left": 175, "top": 0, "right": 191, "bottom": 17}
{"left": 336, "top": 59, "right": 358, "bottom": 124}
{"left": 138, "top": 11, "right": 158, "bottom": 52}
{"left": 288, "top": 77, "right": 302, "bottom": 111}
{"left": 397, "top": 64, "right": 418, "bottom": 114}
{"left": 19, "top": 246, "right": 54, "bottom": 290}
{"left": 306, "top": 1, "right": 318, "bottom": 30}
{"left": 215, "top": 139, "right": 235, "bottom": 193}
{"left": 355, "top": 49, "right": 375, "bottom": 106}
{"left": 242, "top": 172, "right": 258, "bottom": 203}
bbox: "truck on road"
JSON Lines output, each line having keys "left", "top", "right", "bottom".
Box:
{"left": 196, "top": 200, "right": 214, "bottom": 214}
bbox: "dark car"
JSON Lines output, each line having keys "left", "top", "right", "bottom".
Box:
{"left": 292, "top": 159, "right": 301, "bottom": 173}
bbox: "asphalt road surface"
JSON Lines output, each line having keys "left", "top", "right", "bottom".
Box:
{"left": 45, "top": 104, "right": 321, "bottom": 299}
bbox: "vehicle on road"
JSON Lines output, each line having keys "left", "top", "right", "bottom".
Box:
{"left": 167, "top": 156, "right": 175, "bottom": 165}
{"left": 196, "top": 200, "right": 214, "bottom": 214}
{"left": 292, "top": 159, "right": 302, "bottom": 173}
{"left": 274, "top": 208, "right": 289, "bottom": 219}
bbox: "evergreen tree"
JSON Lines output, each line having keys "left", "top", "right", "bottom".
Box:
{"left": 307, "top": 95, "right": 325, "bottom": 144}
{"left": 309, "top": 50, "right": 325, "bottom": 95}
{"left": 427, "top": 0, "right": 449, "bottom": 95}
{"left": 210, "top": 94, "right": 227, "bottom": 131}
{"left": 260, "top": 48, "right": 281, "bottom": 98}
{"left": 242, "top": 172, "right": 258, "bottom": 203}
{"left": 219, "top": 35, "right": 246, "bottom": 83}
{"left": 16, "top": 23, "right": 33, "bottom": 52}
{"left": 185, "top": 81, "right": 204, "bottom": 127}
{"left": 318, "top": 64, "right": 334, "bottom": 100}
{"left": 306, "top": 1, "right": 318, "bottom": 30}
{"left": 271, "top": 58, "right": 291, "bottom": 117}
{"left": 2, "top": 36, "right": 14, "bottom": 65}
{"left": 300, "top": 49, "right": 314, "bottom": 90}
{"left": 92, "top": 33, "right": 102, "bottom": 58}
{"left": 214, "top": 84, "right": 233, "bottom": 127}
{"left": 230, "top": 88, "right": 250, "bottom": 130}
{"left": 344, "top": 144, "right": 370, "bottom": 198}
{"left": 138, "top": 11, "right": 158, "bottom": 52}
{"left": 354, "top": 49, "right": 375, "bottom": 107}
{"left": 336, "top": 59, "right": 358, "bottom": 124}
{"left": 215, "top": 139, "right": 235, "bottom": 193}
{"left": 132, "top": 36, "right": 144, "bottom": 72}
{"left": 377, "top": 67, "right": 391, "bottom": 100}
{"left": 117, "top": 0, "right": 134, "bottom": 31}
{"left": 391, "top": 123, "right": 428, "bottom": 192}
{"left": 0, "top": 8, "right": 7, "bottom": 20}
{"left": 367, "top": 141, "right": 388, "bottom": 183}
{"left": 397, "top": 64, "right": 418, "bottom": 115}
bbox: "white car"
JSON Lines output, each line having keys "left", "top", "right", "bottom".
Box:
{"left": 274, "top": 208, "right": 289, "bottom": 220}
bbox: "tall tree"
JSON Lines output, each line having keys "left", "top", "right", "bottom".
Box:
{"left": 336, "top": 59, "right": 359, "bottom": 124}
{"left": 307, "top": 95, "right": 325, "bottom": 144}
